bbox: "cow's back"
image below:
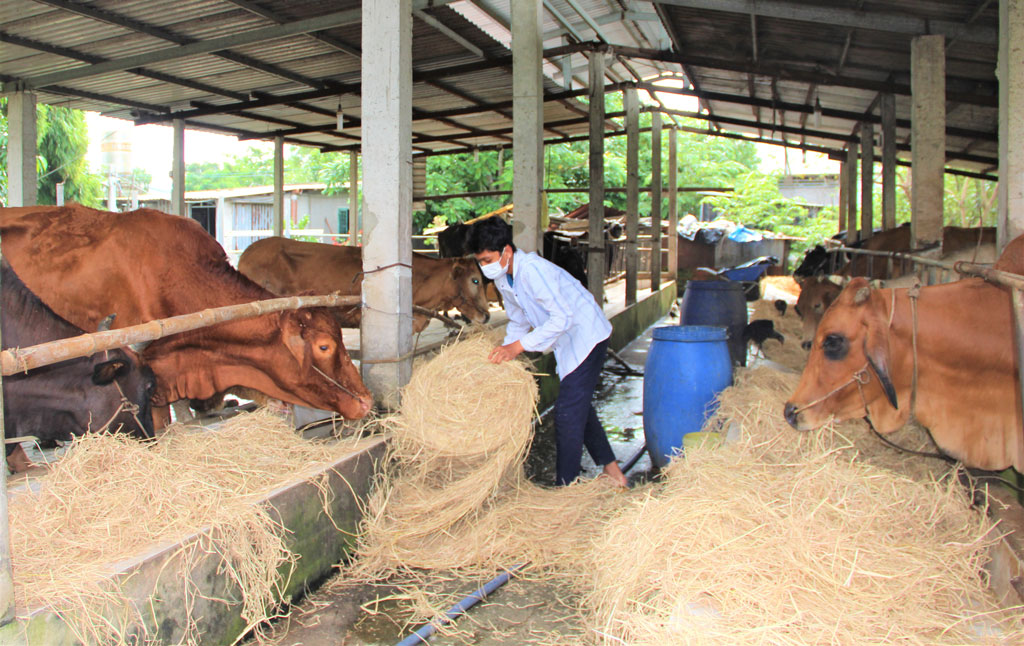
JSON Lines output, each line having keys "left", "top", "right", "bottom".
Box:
{"left": 1, "top": 205, "right": 269, "bottom": 330}
{"left": 239, "top": 237, "right": 364, "bottom": 296}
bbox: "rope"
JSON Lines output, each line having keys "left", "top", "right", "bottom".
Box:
{"left": 311, "top": 365, "right": 367, "bottom": 401}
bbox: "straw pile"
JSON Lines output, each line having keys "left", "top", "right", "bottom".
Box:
{"left": 573, "top": 365, "right": 1021, "bottom": 645}
{"left": 340, "top": 337, "right": 1014, "bottom": 644}
{"left": 8, "top": 408, "right": 363, "bottom": 645}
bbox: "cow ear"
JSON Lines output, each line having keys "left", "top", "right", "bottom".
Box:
{"left": 281, "top": 312, "right": 310, "bottom": 367}
{"left": 93, "top": 359, "right": 129, "bottom": 385}
{"left": 451, "top": 261, "right": 465, "bottom": 279}
{"left": 862, "top": 324, "right": 899, "bottom": 409}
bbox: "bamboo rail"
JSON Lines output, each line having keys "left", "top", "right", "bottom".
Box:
{"left": 0, "top": 293, "right": 360, "bottom": 376}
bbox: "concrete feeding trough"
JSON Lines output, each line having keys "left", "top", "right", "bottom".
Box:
{"left": 0, "top": 435, "right": 386, "bottom": 646}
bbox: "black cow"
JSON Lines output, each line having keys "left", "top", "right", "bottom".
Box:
{"left": 436, "top": 221, "right": 590, "bottom": 288}
{"left": 1, "top": 261, "right": 155, "bottom": 471}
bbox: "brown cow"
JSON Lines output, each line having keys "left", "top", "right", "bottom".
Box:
{"left": 0, "top": 205, "right": 373, "bottom": 421}
{"left": 238, "top": 237, "right": 491, "bottom": 334}
{"left": 783, "top": 275, "right": 1022, "bottom": 472}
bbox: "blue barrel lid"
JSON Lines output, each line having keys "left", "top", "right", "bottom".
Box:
{"left": 684, "top": 279, "right": 744, "bottom": 291}
{"left": 653, "top": 325, "right": 728, "bottom": 342}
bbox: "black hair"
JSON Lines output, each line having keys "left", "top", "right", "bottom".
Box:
{"left": 466, "top": 217, "right": 516, "bottom": 254}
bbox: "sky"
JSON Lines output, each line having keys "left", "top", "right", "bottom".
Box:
{"left": 85, "top": 89, "right": 837, "bottom": 197}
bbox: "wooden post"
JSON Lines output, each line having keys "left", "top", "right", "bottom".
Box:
{"left": 587, "top": 51, "right": 606, "bottom": 305}
{"left": 625, "top": 88, "right": 639, "bottom": 306}
{"left": 348, "top": 150, "right": 359, "bottom": 245}
{"left": 881, "top": 93, "right": 897, "bottom": 230}
{"left": 650, "top": 111, "right": 663, "bottom": 291}
{"left": 860, "top": 122, "right": 875, "bottom": 239}
{"left": 668, "top": 126, "right": 679, "bottom": 280}
{"left": 846, "top": 139, "right": 859, "bottom": 241}
{"left": 273, "top": 135, "right": 285, "bottom": 237}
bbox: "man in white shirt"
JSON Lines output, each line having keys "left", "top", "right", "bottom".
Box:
{"left": 467, "top": 217, "right": 628, "bottom": 487}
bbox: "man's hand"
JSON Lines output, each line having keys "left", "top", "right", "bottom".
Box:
{"left": 488, "top": 340, "right": 525, "bottom": 364}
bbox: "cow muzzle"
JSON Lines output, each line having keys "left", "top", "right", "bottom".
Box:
{"left": 783, "top": 402, "right": 802, "bottom": 429}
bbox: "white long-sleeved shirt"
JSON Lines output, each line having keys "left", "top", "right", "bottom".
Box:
{"left": 495, "top": 249, "right": 612, "bottom": 379}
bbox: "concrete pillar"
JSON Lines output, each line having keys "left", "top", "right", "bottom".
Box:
{"left": 650, "top": 111, "right": 663, "bottom": 291}
{"left": 360, "top": 0, "right": 413, "bottom": 408}
{"left": 216, "top": 196, "right": 228, "bottom": 249}
{"left": 999, "top": 0, "right": 1024, "bottom": 250}
{"left": 911, "top": 34, "right": 946, "bottom": 246}
{"left": 845, "top": 141, "right": 859, "bottom": 242}
{"left": 171, "top": 119, "right": 185, "bottom": 216}
{"left": 881, "top": 93, "right": 897, "bottom": 230}
{"left": 668, "top": 126, "right": 679, "bottom": 279}
{"left": 625, "top": 88, "right": 639, "bottom": 306}
{"left": 860, "top": 122, "right": 874, "bottom": 239}
{"left": 7, "top": 91, "right": 37, "bottom": 207}
{"left": 587, "top": 51, "right": 606, "bottom": 305}
{"left": 838, "top": 161, "right": 848, "bottom": 235}
{"left": 273, "top": 136, "right": 285, "bottom": 237}
{"left": 348, "top": 150, "right": 359, "bottom": 245}
{"left": 511, "top": 0, "right": 543, "bottom": 253}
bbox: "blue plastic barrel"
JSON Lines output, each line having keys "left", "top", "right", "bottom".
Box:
{"left": 680, "top": 280, "right": 748, "bottom": 366}
{"left": 643, "top": 325, "right": 733, "bottom": 468}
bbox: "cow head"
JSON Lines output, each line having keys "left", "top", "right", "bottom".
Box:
{"left": 277, "top": 307, "right": 373, "bottom": 418}
{"left": 449, "top": 259, "right": 491, "bottom": 325}
{"left": 784, "top": 278, "right": 901, "bottom": 432}
{"left": 794, "top": 275, "right": 845, "bottom": 350}
{"left": 89, "top": 349, "right": 157, "bottom": 439}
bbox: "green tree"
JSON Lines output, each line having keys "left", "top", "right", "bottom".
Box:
{"left": 0, "top": 99, "right": 103, "bottom": 206}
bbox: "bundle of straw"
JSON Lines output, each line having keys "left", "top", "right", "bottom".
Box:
{"left": 352, "top": 334, "right": 625, "bottom": 577}
{"left": 9, "top": 408, "right": 362, "bottom": 645}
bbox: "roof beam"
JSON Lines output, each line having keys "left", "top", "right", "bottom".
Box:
{"left": 611, "top": 44, "right": 997, "bottom": 107}
{"left": 13, "top": 1, "right": 454, "bottom": 90}
{"left": 636, "top": 81, "right": 997, "bottom": 142}
{"left": 221, "top": 0, "right": 362, "bottom": 58}
{"left": 655, "top": 0, "right": 996, "bottom": 44}
{"left": 0, "top": 29, "right": 248, "bottom": 102}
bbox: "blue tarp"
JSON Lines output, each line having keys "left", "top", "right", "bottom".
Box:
{"left": 727, "top": 225, "right": 763, "bottom": 243}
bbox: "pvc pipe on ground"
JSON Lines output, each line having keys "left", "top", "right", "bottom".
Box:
{"left": 395, "top": 563, "right": 526, "bottom": 646}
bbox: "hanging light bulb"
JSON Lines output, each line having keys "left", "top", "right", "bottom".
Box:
{"left": 336, "top": 99, "right": 344, "bottom": 131}
{"left": 814, "top": 96, "right": 822, "bottom": 129}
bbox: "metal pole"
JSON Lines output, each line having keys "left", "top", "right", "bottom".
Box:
{"left": 348, "top": 150, "right": 359, "bottom": 245}
{"left": 668, "top": 127, "right": 679, "bottom": 280}
{"left": 273, "top": 136, "right": 285, "bottom": 237}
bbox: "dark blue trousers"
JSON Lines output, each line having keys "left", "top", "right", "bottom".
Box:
{"left": 553, "top": 338, "right": 616, "bottom": 486}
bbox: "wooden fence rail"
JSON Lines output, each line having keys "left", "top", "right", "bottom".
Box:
{"left": 0, "top": 293, "right": 360, "bottom": 376}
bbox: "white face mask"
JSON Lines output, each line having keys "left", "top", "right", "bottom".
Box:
{"left": 480, "top": 248, "right": 508, "bottom": 280}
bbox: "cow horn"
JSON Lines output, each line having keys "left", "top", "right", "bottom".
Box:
{"left": 97, "top": 313, "right": 117, "bottom": 332}
{"left": 825, "top": 275, "right": 847, "bottom": 287}
{"left": 853, "top": 286, "right": 871, "bottom": 305}
{"left": 129, "top": 341, "right": 152, "bottom": 353}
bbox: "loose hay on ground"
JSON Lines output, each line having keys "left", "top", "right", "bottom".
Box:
{"left": 342, "top": 337, "right": 1017, "bottom": 645}
{"left": 9, "top": 408, "right": 367, "bottom": 645}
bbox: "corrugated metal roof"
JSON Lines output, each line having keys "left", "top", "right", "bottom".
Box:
{"left": 0, "top": 0, "right": 1001, "bottom": 177}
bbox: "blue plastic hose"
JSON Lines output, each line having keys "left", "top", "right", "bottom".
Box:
{"left": 620, "top": 442, "right": 647, "bottom": 475}
{"left": 395, "top": 563, "right": 526, "bottom": 646}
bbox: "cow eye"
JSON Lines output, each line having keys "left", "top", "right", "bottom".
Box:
{"left": 319, "top": 344, "right": 329, "bottom": 352}
{"left": 472, "top": 278, "right": 479, "bottom": 284}
{"left": 821, "top": 333, "right": 849, "bottom": 360}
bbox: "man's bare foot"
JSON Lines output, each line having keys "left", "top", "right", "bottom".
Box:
{"left": 602, "top": 461, "right": 628, "bottom": 488}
